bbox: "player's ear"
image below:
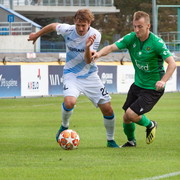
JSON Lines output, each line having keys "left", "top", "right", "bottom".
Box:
{"left": 88, "top": 22, "right": 91, "bottom": 28}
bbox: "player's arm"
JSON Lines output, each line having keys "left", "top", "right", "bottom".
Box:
{"left": 155, "top": 56, "right": 177, "bottom": 91}
{"left": 84, "top": 34, "right": 96, "bottom": 64}
{"left": 92, "top": 43, "right": 119, "bottom": 60}
{"left": 28, "top": 23, "right": 59, "bottom": 44}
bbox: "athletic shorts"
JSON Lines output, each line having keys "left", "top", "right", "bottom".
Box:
{"left": 122, "top": 83, "right": 164, "bottom": 115}
{"left": 63, "top": 73, "right": 111, "bottom": 107}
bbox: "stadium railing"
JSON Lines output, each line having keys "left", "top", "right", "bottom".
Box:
{"left": 1, "top": 0, "right": 114, "bottom": 6}
{"left": 0, "top": 22, "right": 32, "bottom": 35}
{"left": 159, "top": 31, "right": 180, "bottom": 52}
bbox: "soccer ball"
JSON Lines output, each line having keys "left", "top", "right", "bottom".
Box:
{"left": 58, "top": 129, "right": 80, "bottom": 150}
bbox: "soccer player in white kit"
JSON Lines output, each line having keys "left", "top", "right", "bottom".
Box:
{"left": 28, "top": 9, "right": 119, "bottom": 148}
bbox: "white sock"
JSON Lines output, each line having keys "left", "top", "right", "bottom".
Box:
{"left": 61, "top": 104, "right": 73, "bottom": 128}
{"left": 104, "top": 117, "right": 115, "bottom": 141}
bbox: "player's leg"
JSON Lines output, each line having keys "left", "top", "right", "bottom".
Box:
{"left": 123, "top": 108, "right": 158, "bottom": 145}
{"left": 81, "top": 75, "right": 119, "bottom": 147}
{"left": 121, "top": 83, "right": 138, "bottom": 147}
{"left": 122, "top": 115, "right": 136, "bottom": 147}
{"left": 56, "top": 96, "right": 77, "bottom": 142}
{"left": 122, "top": 85, "right": 164, "bottom": 146}
{"left": 62, "top": 96, "right": 76, "bottom": 129}
{"left": 132, "top": 88, "right": 163, "bottom": 144}
{"left": 98, "top": 102, "right": 119, "bottom": 148}
{"left": 56, "top": 75, "right": 80, "bottom": 142}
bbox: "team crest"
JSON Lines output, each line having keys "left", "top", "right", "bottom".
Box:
{"left": 146, "top": 47, "right": 151, "bottom": 51}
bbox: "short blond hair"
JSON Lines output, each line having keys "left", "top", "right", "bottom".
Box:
{"left": 74, "top": 9, "right": 94, "bottom": 23}
{"left": 133, "top": 11, "right": 150, "bottom": 24}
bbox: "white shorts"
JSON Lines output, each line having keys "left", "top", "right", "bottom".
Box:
{"left": 63, "top": 73, "right": 111, "bottom": 107}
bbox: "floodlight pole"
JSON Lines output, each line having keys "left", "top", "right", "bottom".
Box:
{"left": 152, "top": 0, "right": 158, "bottom": 35}
{"left": 9, "top": 0, "right": 13, "bottom": 10}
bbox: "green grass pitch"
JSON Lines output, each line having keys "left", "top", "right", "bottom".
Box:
{"left": 0, "top": 93, "right": 180, "bottom": 180}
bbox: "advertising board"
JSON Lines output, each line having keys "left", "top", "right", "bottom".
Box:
{"left": 48, "top": 65, "right": 64, "bottom": 95}
{"left": 117, "top": 65, "right": 135, "bottom": 93}
{"left": 98, "top": 65, "right": 117, "bottom": 93}
{"left": 176, "top": 66, "right": 180, "bottom": 91}
{"left": 0, "top": 66, "right": 21, "bottom": 97}
{"left": 21, "top": 65, "right": 48, "bottom": 96}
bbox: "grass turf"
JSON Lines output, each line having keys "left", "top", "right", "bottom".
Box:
{"left": 0, "top": 93, "right": 180, "bottom": 180}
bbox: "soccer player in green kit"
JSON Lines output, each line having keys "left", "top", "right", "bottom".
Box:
{"left": 92, "top": 11, "right": 177, "bottom": 147}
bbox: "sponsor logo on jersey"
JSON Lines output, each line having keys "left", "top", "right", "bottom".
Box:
{"left": 135, "top": 60, "right": 149, "bottom": 71}
{"left": 67, "top": 45, "right": 85, "bottom": 52}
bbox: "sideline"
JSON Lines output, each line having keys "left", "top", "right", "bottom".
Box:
{"left": 139, "top": 171, "right": 180, "bottom": 180}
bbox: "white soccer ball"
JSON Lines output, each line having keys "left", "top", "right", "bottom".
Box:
{"left": 58, "top": 129, "right": 80, "bottom": 150}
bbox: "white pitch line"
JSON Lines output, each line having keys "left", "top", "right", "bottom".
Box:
{"left": 140, "top": 171, "right": 180, "bottom": 180}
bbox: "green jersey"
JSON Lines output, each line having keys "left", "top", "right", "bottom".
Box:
{"left": 115, "top": 32, "right": 172, "bottom": 90}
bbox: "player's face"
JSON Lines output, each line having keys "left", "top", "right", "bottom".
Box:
{"left": 75, "top": 19, "right": 90, "bottom": 36}
{"left": 133, "top": 17, "right": 150, "bottom": 41}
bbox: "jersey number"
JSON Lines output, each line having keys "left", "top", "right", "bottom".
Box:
{"left": 100, "top": 87, "right": 108, "bottom": 96}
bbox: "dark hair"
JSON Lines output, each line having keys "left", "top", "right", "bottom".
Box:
{"left": 133, "top": 11, "right": 150, "bottom": 24}
{"left": 74, "top": 9, "right": 94, "bottom": 23}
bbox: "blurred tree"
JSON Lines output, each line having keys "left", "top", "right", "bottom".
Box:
{"left": 32, "top": 0, "right": 180, "bottom": 46}
{"left": 33, "top": 17, "right": 64, "bottom": 42}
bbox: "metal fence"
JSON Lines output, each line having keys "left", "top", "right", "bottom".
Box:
{"left": 159, "top": 31, "right": 180, "bottom": 52}
{"left": 40, "top": 32, "right": 180, "bottom": 52}
{"left": 0, "top": 0, "right": 114, "bottom": 6}
{"left": 0, "top": 22, "right": 180, "bottom": 52}
{"left": 41, "top": 31, "right": 180, "bottom": 52}
{"left": 0, "top": 22, "right": 33, "bottom": 35}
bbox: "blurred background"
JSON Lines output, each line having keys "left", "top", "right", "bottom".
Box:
{"left": 0, "top": 0, "right": 179, "bottom": 98}
{"left": 0, "top": 0, "right": 180, "bottom": 53}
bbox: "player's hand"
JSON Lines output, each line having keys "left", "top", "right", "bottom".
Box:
{"left": 92, "top": 51, "right": 100, "bottom": 60}
{"left": 90, "top": 50, "right": 96, "bottom": 62}
{"left": 28, "top": 33, "right": 38, "bottom": 44}
{"left": 86, "top": 34, "right": 96, "bottom": 48}
{"left": 155, "top": 80, "right": 166, "bottom": 91}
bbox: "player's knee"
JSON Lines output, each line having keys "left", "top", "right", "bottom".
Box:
{"left": 64, "top": 97, "right": 76, "bottom": 110}
{"left": 123, "top": 113, "right": 132, "bottom": 123}
{"left": 99, "top": 102, "right": 114, "bottom": 116}
{"left": 124, "top": 108, "right": 138, "bottom": 122}
{"left": 103, "top": 108, "right": 114, "bottom": 117}
{"left": 63, "top": 101, "right": 75, "bottom": 110}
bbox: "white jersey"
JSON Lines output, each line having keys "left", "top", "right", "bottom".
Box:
{"left": 56, "top": 24, "right": 101, "bottom": 79}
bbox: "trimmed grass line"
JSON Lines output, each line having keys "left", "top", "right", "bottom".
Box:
{"left": 140, "top": 171, "right": 180, "bottom": 180}
{"left": 0, "top": 100, "right": 90, "bottom": 109}
{"left": 0, "top": 93, "right": 179, "bottom": 179}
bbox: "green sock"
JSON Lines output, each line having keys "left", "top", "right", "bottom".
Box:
{"left": 136, "top": 115, "right": 152, "bottom": 128}
{"left": 123, "top": 122, "right": 136, "bottom": 141}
